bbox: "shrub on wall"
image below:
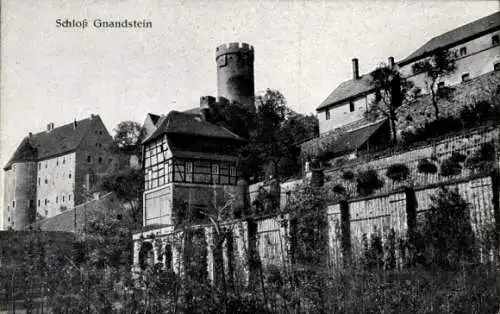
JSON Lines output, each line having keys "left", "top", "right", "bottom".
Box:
{"left": 465, "top": 142, "right": 496, "bottom": 173}
{"left": 333, "top": 184, "right": 346, "bottom": 195}
{"left": 356, "top": 169, "right": 384, "bottom": 196}
{"left": 449, "top": 152, "right": 466, "bottom": 163}
{"left": 440, "top": 158, "right": 462, "bottom": 177}
{"left": 418, "top": 159, "right": 438, "bottom": 174}
{"left": 342, "top": 170, "right": 355, "bottom": 181}
{"left": 385, "top": 163, "right": 410, "bottom": 182}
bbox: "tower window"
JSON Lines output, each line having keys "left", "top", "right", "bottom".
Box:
{"left": 349, "top": 100, "right": 355, "bottom": 112}
{"left": 325, "top": 110, "right": 330, "bottom": 120}
{"left": 63, "top": 196, "right": 65, "bottom": 202}
{"left": 459, "top": 47, "right": 467, "bottom": 56}
{"left": 45, "top": 178, "right": 48, "bottom": 184}
{"left": 69, "top": 172, "right": 72, "bottom": 179}
{"left": 44, "top": 199, "right": 48, "bottom": 205}
{"left": 461, "top": 73, "right": 470, "bottom": 82}
{"left": 492, "top": 35, "right": 499, "bottom": 46}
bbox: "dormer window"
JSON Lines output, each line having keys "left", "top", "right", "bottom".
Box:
{"left": 459, "top": 47, "right": 467, "bottom": 56}
{"left": 349, "top": 100, "right": 355, "bottom": 112}
{"left": 461, "top": 73, "right": 470, "bottom": 82}
{"left": 492, "top": 35, "right": 499, "bottom": 46}
{"left": 494, "top": 62, "right": 500, "bottom": 71}
{"left": 325, "top": 110, "right": 330, "bottom": 120}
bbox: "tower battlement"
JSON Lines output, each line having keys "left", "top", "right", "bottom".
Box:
{"left": 215, "top": 42, "right": 254, "bottom": 59}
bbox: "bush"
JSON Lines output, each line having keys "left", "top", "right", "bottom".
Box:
{"left": 440, "top": 158, "right": 462, "bottom": 177}
{"left": 449, "top": 151, "right": 466, "bottom": 163}
{"left": 356, "top": 169, "right": 384, "bottom": 196}
{"left": 417, "top": 159, "right": 437, "bottom": 174}
{"left": 385, "top": 163, "right": 410, "bottom": 182}
{"left": 342, "top": 170, "right": 355, "bottom": 181}
{"left": 465, "top": 142, "right": 496, "bottom": 173}
{"left": 419, "top": 187, "right": 477, "bottom": 268}
{"left": 333, "top": 184, "right": 346, "bottom": 194}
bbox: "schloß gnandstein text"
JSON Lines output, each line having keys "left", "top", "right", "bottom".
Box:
{"left": 56, "top": 19, "right": 152, "bottom": 29}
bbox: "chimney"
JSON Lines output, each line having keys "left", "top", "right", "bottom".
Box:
{"left": 28, "top": 132, "right": 33, "bottom": 138}
{"left": 73, "top": 119, "right": 77, "bottom": 129}
{"left": 200, "top": 96, "right": 216, "bottom": 121}
{"left": 46, "top": 123, "right": 54, "bottom": 132}
{"left": 352, "top": 58, "right": 359, "bottom": 80}
{"left": 388, "top": 56, "right": 395, "bottom": 68}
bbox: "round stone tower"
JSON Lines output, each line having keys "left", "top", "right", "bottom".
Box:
{"left": 11, "top": 161, "right": 37, "bottom": 230}
{"left": 215, "top": 42, "right": 255, "bottom": 110}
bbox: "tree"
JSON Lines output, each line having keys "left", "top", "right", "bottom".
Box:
{"left": 411, "top": 48, "right": 456, "bottom": 120}
{"left": 212, "top": 89, "right": 318, "bottom": 181}
{"left": 112, "top": 121, "right": 146, "bottom": 154}
{"left": 366, "top": 64, "right": 413, "bottom": 143}
{"left": 419, "top": 187, "right": 477, "bottom": 269}
{"left": 97, "top": 168, "right": 144, "bottom": 228}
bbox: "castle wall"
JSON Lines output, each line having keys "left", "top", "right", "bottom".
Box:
{"left": 36, "top": 152, "right": 76, "bottom": 219}
{"left": 74, "top": 116, "right": 114, "bottom": 205}
{"left": 396, "top": 70, "right": 500, "bottom": 133}
{"left": 322, "top": 125, "right": 498, "bottom": 199}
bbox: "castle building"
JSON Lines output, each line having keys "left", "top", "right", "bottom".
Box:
{"left": 2, "top": 114, "right": 114, "bottom": 230}
{"left": 317, "top": 11, "right": 500, "bottom": 136}
{"left": 132, "top": 42, "right": 254, "bottom": 273}
{"left": 398, "top": 11, "right": 500, "bottom": 93}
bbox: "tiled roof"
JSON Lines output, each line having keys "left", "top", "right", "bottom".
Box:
{"left": 316, "top": 74, "right": 375, "bottom": 111}
{"left": 399, "top": 11, "right": 500, "bottom": 65}
{"left": 322, "top": 120, "right": 387, "bottom": 157}
{"left": 4, "top": 116, "right": 101, "bottom": 170}
{"left": 142, "top": 110, "right": 243, "bottom": 144}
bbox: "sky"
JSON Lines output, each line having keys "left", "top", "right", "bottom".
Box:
{"left": 0, "top": 0, "right": 498, "bottom": 225}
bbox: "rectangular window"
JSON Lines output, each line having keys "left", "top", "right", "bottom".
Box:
{"left": 87, "top": 155, "right": 91, "bottom": 163}
{"left": 459, "top": 47, "right": 467, "bottom": 56}
{"left": 38, "top": 200, "right": 40, "bottom": 207}
{"left": 12, "top": 201, "right": 15, "bottom": 208}
{"left": 325, "top": 110, "right": 330, "bottom": 120}
{"left": 186, "top": 161, "right": 193, "bottom": 182}
{"left": 144, "top": 187, "right": 172, "bottom": 225}
{"left": 349, "top": 101, "right": 355, "bottom": 112}
{"left": 492, "top": 35, "right": 499, "bottom": 46}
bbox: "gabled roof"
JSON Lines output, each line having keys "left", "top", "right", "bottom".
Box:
{"left": 316, "top": 74, "right": 375, "bottom": 111}
{"left": 147, "top": 113, "right": 161, "bottom": 125}
{"left": 322, "top": 119, "right": 387, "bottom": 157}
{"left": 399, "top": 11, "right": 500, "bottom": 65}
{"left": 142, "top": 110, "right": 243, "bottom": 144}
{"left": 4, "top": 115, "right": 102, "bottom": 170}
